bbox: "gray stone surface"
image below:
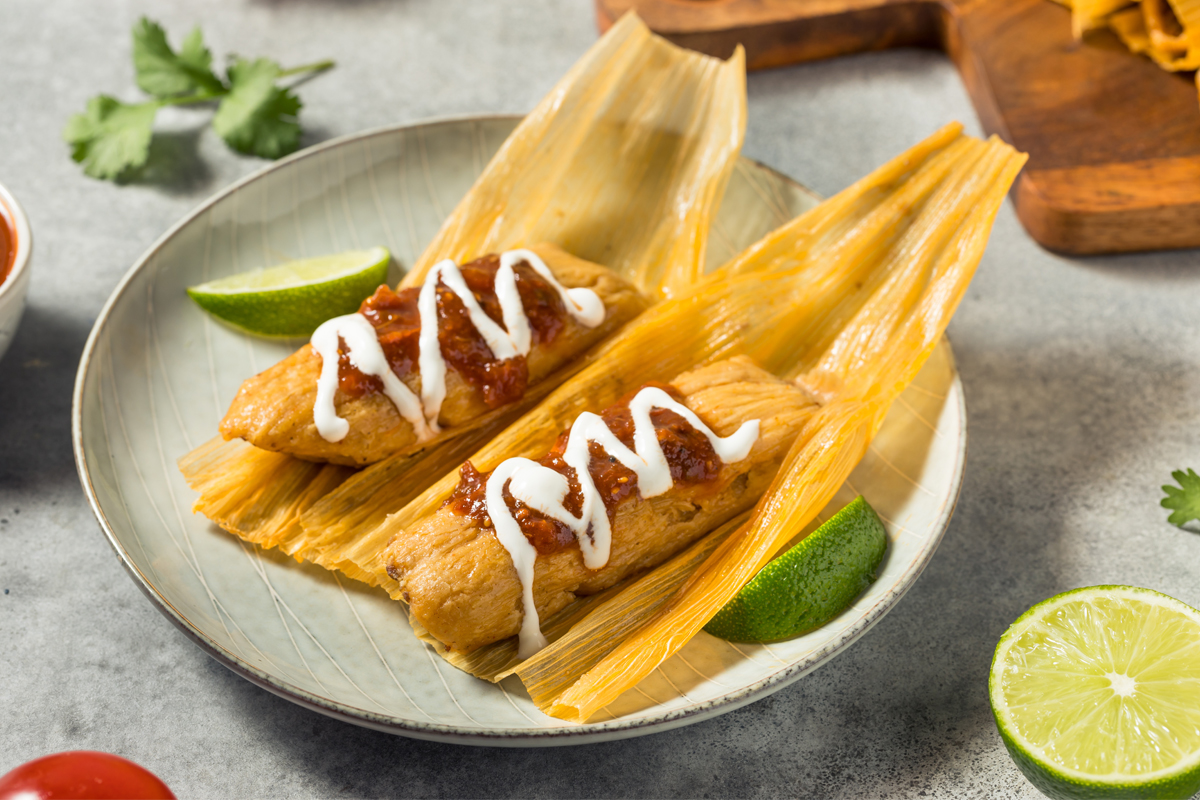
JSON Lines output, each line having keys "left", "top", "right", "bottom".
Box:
{"left": 1, "top": 0, "right": 1198, "bottom": 797}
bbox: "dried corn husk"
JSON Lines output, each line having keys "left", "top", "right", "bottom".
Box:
{"left": 179, "top": 438, "right": 353, "bottom": 552}
{"left": 401, "top": 12, "right": 747, "bottom": 300}
{"left": 1110, "top": 6, "right": 1157, "bottom": 53}
{"left": 180, "top": 11, "right": 748, "bottom": 562}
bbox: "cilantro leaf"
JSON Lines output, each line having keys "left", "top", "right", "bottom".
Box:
{"left": 63, "top": 95, "right": 158, "bottom": 180}
{"left": 178, "top": 27, "right": 217, "bottom": 79}
{"left": 1162, "top": 468, "right": 1200, "bottom": 527}
{"left": 132, "top": 17, "right": 223, "bottom": 98}
{"left": 212, "top": 58, "right": 302, "bottom": 159}
{"left": 68, "top": 19, "right": 329, "bottom": 181}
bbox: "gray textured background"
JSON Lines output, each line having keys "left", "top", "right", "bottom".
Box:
{"left": 2, "top": 1, "right": 1199, "bottom": 797}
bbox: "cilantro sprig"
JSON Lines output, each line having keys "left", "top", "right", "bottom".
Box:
{"left": 64, "top": 18, "right": 333, "bottom": 181}
{"left": 1162, "top": 468, "right": 1200, "bottom": 527}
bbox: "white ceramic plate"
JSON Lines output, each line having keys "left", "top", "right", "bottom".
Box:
{"left": 72, "top": 115, "right": 966, "bottom": 746}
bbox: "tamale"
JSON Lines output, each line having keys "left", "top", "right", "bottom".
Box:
{"left": 381, "top": 125, "right": 1022, "bottom": 715}
{"left": 535, "top": 135, "right": 1028, "bottom": 723}
{"left": 381, "top": 357, "right": 817, "bottom": 653}
{"left": 219, "top": 243, "right": 647, "bottom": 466}
{"left": 181, "top": 11, "right": 748, "bottom": 560}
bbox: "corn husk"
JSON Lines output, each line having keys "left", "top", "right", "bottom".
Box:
{"left": 401, "top": 12, "right": 747, "bottom": 300}
{"left": 1110, "top": 6, "right": 1157, "bottom": 52}
{"left": 181, "top": 12, "right": 748, "bottom": 563}
{"left": 179, "top": 438, "right": 353, "bottom": 553}
{"left": 535, "top": 134, "right": 1027, "bottom": 723}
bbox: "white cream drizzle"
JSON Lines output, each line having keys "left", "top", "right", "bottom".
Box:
{"left": 485, "top": 386, "right": 761, "bottom": 658}
{"left": 310, "top": 249, "right": 604, "bottom": 444}
{"left": 311, "top": 314, "right": 433, "bottom": 443}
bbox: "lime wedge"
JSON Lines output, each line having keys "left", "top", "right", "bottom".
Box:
{"left": 703, "top": 496, "right": 887, "bottom": 643}
{"left": 990, "top": 586, "right": 1200, "bottom": 800}
{"left": 186, "top": 247, "right": 390, "bottom": 337}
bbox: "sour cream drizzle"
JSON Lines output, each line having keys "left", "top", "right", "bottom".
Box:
{"left": 310, "top": 249, "right": 605, "bottom": 443}
{"left": 486, "top": 386, "right": 761, "bottom": 658}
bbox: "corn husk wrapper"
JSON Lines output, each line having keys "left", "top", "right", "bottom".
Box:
{"left": 179, "top": 439, "right": 353, "bottom": 553}
{"left": 180, "top": 11, "right": 748, "bottom": 568}
{"left": 402, "top": 12, "right": 747, "bottom": 300}
{"left": 1056, "top": 0, "right": 1200, "bottom": 105}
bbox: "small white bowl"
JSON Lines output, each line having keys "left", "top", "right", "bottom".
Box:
{"left": 0, "top": 181, "right": 32, "bottom": 364}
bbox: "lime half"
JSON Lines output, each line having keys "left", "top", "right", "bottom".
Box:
{"left": 703, "top": 496, "right": 888, "bottom": 643}
{"left": 187, "top": 246, "right": 390, "bottom": 337}
{"left": 990, "top": 586, "right": 1200, "bottom": 800}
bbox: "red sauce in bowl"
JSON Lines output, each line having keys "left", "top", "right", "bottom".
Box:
{"left": 0, "top": 204, "right": 14, "bottom": 287}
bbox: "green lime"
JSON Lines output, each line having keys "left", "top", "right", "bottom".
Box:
{"left": 703, "top": 496, "right": 887, "bottom": 643}
{"left": 990, "top": 585, "right": 1200, "bottom": 800}
{"left": 186, "top": 246, "right": 390, "bottom": 337}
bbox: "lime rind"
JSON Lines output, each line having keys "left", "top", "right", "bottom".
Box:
{"left": 703, "top": 496, "right": 888, "bottom": 643}
{"left": 190, "top": 247, "right": 391, "bottom": 293}
{"left": 186, "top": 247, "right": 390, "bottom": 338}
{"left": 990, "top": 585, "right": 1200, "bottom": 800}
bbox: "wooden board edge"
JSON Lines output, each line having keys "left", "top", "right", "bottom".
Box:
{"left": 596, "top": 0, "right": 947, "bottom": 68}
{"left": 1017, "top": 159, "right": 1200, "bottom": 254}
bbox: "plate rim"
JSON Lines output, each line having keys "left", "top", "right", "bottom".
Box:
{"left": 71, "top": 113, "right": 966, "bottom": 746}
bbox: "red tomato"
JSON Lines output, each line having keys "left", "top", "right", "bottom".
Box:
{"left": 0, "top": 752, "right": 175, "bottom": 800}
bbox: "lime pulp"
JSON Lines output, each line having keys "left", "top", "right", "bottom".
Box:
{"left": 186, "top": 246, "right": 390, "bottom": 337}
{"left": 990, "top": 585, "right": 1200, "bottom": 800}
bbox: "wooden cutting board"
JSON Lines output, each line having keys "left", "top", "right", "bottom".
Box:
{"left": 596, "top": 0, "right": 1200, "bottom": 255}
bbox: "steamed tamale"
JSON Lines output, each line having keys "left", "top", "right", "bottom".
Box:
{"left": 181, "top": 11, "right": 747, "bottom": 556}
{"left": 381, "top": 356, "right": 816, "bottom": 654}
{"left": 377, "top": 125, "right": 1025, "bottom": 719}
{"left": 535, "top": 133, "right": 1029, "bottom": 724}
{"left": 219, "top": 244, "right": 647, "bottom": 466}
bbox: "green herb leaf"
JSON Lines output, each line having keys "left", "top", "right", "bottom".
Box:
{"left": 132, "top": 17, "right": 224, "bottom": 98}
{"left": 63, "top": 95, "right": 159, "bottom": 180}
{"left": 1162, "top": 468, "right": 1200, "bottom": 527}
{"left": 69, "top": 19, "right": 329, "bottom": 181}
{"left": 212, "top": 58, "right": 302, "bottom": 159}
{"left": 178, "top": 27, "right": 220, "bottom": 86}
